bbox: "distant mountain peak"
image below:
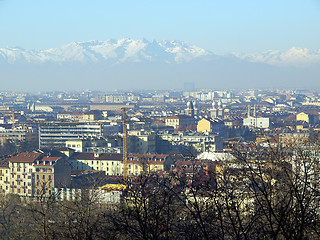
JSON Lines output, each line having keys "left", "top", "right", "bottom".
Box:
{"left": 0, "top": 38, "right": 212, "bottom": 64}
{"left": 0, "top": 39, "right": 319, "bottom": 67}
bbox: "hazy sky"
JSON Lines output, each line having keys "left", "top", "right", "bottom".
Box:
{"left": 0, "top": 0, "right": 319, "bottom": 53}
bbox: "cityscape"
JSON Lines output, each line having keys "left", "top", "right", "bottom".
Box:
{"left": 1, "top": 0, "right": 320, "bottom": 239}
{"left": 0, "top": 86, "right": 319, "bottom": 238}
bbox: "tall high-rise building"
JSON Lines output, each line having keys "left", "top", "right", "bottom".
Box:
{"left": 184, "top": 82, "right": 195, "bottom": 92}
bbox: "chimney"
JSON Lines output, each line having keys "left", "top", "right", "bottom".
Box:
{"left": 94, "top": 151, "right": 100, "bottom": 158}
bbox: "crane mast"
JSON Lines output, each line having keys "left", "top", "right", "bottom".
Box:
{"left": 122, "top": 107, "right": 128, "bottom": 183}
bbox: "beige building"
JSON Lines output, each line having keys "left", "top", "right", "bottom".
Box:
{"left": 197, "top": 118, "right": 225, "bottom": 133}
{"left": 279, "top": 132, "right": 310, "bottom": 147}
{"left": 165, "top": 115, "right": 195, "bottom": 129}
{"left": 296, "top": 112, "right": 310, "bottom": 123}
{"left": 69, "top": 152, "right": 123, "bottom": 176}
{"left": 34, "top": 156, "right": 71, "bottom": 197}
{"left": 0, "top": 165, "right": 10, "bottom": 194}
{"left": 8, "top": 153, "right": 42, "bottom": 197}
{"left": 128, "top": 130, "right": 156, "bottom": 154}
{"left": 69, "top": 152, "right": 167, "bottom": 177}
{"left": 7, "top": 152, "right": 71, "bottom": 197}
{"left": 127, "top": 154, "right": 167, "bottom": 176}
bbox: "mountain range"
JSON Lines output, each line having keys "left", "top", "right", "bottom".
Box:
{"left": 0, "top": 39, "right": 319, "bottom": 91}
{"left": 1, "top": 39, "right": 320, "bottom": 66}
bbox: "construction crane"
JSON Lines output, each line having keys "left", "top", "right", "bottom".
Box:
{"left": 12, "top": 108, "right": 15, "bottom": 131}
{"left": 11, "top": 108, "right": 20, "bottom": 132}
{"left": 122, "top": 107, "right": 128, "bottom": 183}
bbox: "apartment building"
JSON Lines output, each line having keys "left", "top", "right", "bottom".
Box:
{"left": 128, "top": 130, "right": 156, "bottom": 154}
{"left": 0, "top": 128, "right": 35, "bottom": 145}
{"left": 7, "top": 152, "right": 71, "bottom": 197}
{"left": 158, "top": 132, "right": 223, "bottom": 153}
{"left": 68, "top": 152, "right": 168, "bottom": 176}
{"left": 243, "top": 116, "right": 270, "bottom": 129}
{"left": 0, "top": 165, "right": 10, "bottom": 194}
{"left": 165, "top": 115, "right": 195, "bottom": 129}
{"left": 127, "top": 154, "right": 168, "bottom": 176}
{"left": 279, "top": 132, "right": 310, "bottom": 147}
{"left": 34, "top": 156, "right": 71, "bottom": 197}
{"left": 68, "top": 152, "right": 123, "bottom": 175}
{"left": 8, "top": 153, "right": 42, "bottom": 196}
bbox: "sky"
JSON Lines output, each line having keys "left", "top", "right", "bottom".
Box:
{"left": 0, "top": 0, "right": 319, "bottom": 54}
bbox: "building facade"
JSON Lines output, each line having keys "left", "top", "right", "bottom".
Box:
{"left": 39, "top": 122, "right": 103, "bottom": 149}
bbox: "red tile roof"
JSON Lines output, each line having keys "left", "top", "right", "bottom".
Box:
{"left": 8, "top": 152, "right": 42, "bottom": 163}
{"left": 41, "top": 156, "right": 60, "bottom": 161}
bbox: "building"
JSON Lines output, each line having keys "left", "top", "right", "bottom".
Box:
{"left": 279, "top": 132, "right": 310, "bottom": 147}
{"left": 128, "top": 130, "right": 156, "bottom": 154}
{"left": 68, "top": 152, "right": 123, "bottom": 176}
{"left": 0, "top": 127, "right": 35, "bottom": 145}
{"left": 33, "top": 156, "right": 71, "bottom": 197}
{"left": 7, "top": 152, "right": 71, "bottom": 197}
{"left": 158, "top": 132, "right": 223, "bottom": 153}
{"left": 68, "top": 152, "right": 168, "bottom": 177}
{"left": 185, "top": 101, "right": 197, "bottom": 117}
{"left": 0, "top": 165, "right": 10, "bottom": 194}
{"left": 127, "top": 154, "right": 168, "bottom": 176}
{"left": 165, "top": 115, "right": 195, "bottom": 129}
{"left": 39, "top": 122, "right": 103, "bottom": 149}
{"left": 8, "top": 152, "right": 42, "bottom": 197}
{"left": 243, "top": 116, "right": 270, "bottom": 129}
{"left": 210, "top": 101, "right": 224, "bottom": 119}
{"left": 197, "top": 118, "right": 225, "bottom": 135}
{"left": 296, "top": 112, "right": 314, "bottom": 124}
{"left": 243, "top": 105, "right": 270, "bottom": 129}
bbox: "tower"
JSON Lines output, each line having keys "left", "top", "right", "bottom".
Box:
{"left": 186, "top": 100, "right": 195, "bottom": 117}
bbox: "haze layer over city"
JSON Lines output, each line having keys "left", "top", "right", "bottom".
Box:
{"left": 1, "top": 1, "right": 320, "bottom": 240}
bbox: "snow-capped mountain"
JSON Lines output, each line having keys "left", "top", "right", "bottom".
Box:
{"left": 234, "top": 47, "right": 320, "bottom": 66}
{"left": 0, "top": 39, "right": 211, "bottom": 64}
{"left": 0, "top": 39, "right": 319, "bottom": 91}
{"left": 0, "top": 39, "right": 319, "bottom": 67}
